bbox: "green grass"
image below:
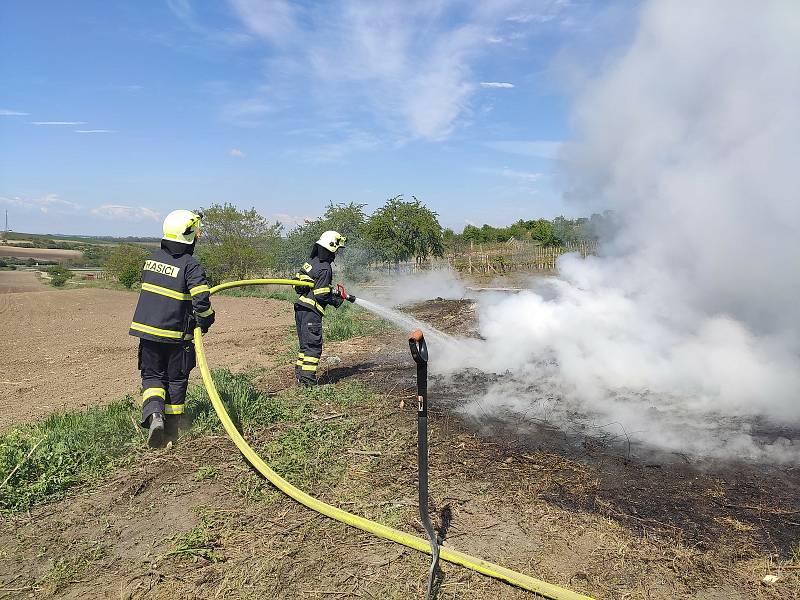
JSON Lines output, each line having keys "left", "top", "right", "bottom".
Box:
{"left": 324, "top": 300, "right": 388, "bottom": 341}
{"left": 186, "top": 371, "right": 370, "bottom": 492}
{"left": 165, "top": 509, "right": 223, "bottom": 563}
{"left": 65, "top": 278, "right": 138, "bottom": 292}
{"left": 217, "top": 285, "right": 297, "bottom": 302}
{"left": 0, "top": 369, "right": 374, "bottom": 514}
{"left": 38, "top": 544, "right": 107, "bottom": 594}
{"left": 0, "top": 397, "right": 143, "bottom": 513}
{"left": 185, "top": 369, "right": 289, "bottom": 435}
{"left": 193, "top": 465, "right": 219, "bottom": 481}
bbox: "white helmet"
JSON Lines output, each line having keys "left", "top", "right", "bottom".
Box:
{"left": 162, "top": 210, "right": 202, "bottom": 245}
{"left": 316, "top": 230, "right": 346, "bottom": 253}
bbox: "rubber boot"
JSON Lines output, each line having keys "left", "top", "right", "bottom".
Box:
{"left": 164, "top": 415, "right": 179, "bottom": 446}
{"left": 147, "top": 413, "right": 165, "bottom": 448}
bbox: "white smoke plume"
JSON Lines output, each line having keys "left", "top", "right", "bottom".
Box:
{"left": 437, "top": 1, "right": 800, "bottom": 461}
{"left": 360, "top": 269, "right": 468, "bottom": 306}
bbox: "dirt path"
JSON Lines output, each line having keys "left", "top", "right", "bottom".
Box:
{"left": 0, "top": 284, "right": 296, "bottom": 431}
{"left": 0, "top": 271, "right": 48, "bottom": 294}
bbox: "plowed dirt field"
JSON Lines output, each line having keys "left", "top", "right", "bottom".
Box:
{"left": 0, "top": 273, "right": 299, "bottom": 431}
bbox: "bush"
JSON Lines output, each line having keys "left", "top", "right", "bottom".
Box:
{"left": 47, "top": 265, "right": 73, "bottom": 287}
{"left": 105, "top": 244, "right": 150, "bottom": 288}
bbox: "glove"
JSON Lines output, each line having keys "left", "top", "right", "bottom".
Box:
{"left": 336, "top": 283, "right": 356, "bottom": 303}
{"left": 197, "top": 310, "right": 215, "bottom": 334}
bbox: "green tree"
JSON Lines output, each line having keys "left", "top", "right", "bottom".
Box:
{"left": 105, "top": 244, "right": 150, "bottom": 288}
{"left": 363, "top": 195, "right": 444, "bottom": 264}
{"left": 280, "top": 201, "right": 370, "bottom": 280}
{"left": 196, "top": 203, "right": 283, "bottom": 284}
{"left": 47, "top": 265, "right": 73, "bottom": 287}
{"left": 529, "top": 219, "right": 558, "bottom": 246}
{"left": 280, "top": 202, "right": 367, "bottom": 268}
{"left": 81, "top": 244, "right": 113, "bottom": 267}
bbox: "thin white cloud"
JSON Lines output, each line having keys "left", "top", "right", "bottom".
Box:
{"left": 1, "top": 195, "right": 162, "bottom": 223}
{"left": 302, "top": 130, "right": 381, "bottom": 163}
{"left": 479, "top": 167, "right": 544, "bottom": 182}
{"left": 0, "top": 109, "right": 28, "bottom": 116}
{"left": 90, "top": 205, "right": 161, "bottom": 222}
{"left": 0, "top": 194, "right": 81, "bottom": 214}
{"left": 228, "top": 0, "right": 531, "bottom": 140}
{"left": 506, "top": 1, "right": 577, "bottom": 27}
{"left": 229, "top": 148, "right": 246, "bottom": 158}
{"left": 75, "top": 129, "right": 115, "bottom": 134}
{"left": 168, "top": 0, "right": 253, "bottom": 46}
{"left": 221, "top": 97, "right": 271, "bottom": 126}
{"left": 487, "top": 140, "right": 565, "bottom": 160}
{"left": 228, "top": 0, "right": 298, "bottom": 45}
{"left": 30, "top": 121, "right": 87, "bottom": 126}
{"left": 507, "top": 13, "right": 553, "bottom": 24}
{"left": 480, "top": 82, "right": 515, "bottom": 88}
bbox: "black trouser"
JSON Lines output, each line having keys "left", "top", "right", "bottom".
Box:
{"left": 138, "top": 338, "right": 196, "bottom": 426}
{"left": 294, "top": 305, "right": 323, "bottom": 385}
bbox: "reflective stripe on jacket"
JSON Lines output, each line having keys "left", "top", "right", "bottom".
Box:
{"left": 293, "top": 256, "right": 343, "bottom": 317}
{"left": 129, "top": 240, "right": 213, "bottom": 343}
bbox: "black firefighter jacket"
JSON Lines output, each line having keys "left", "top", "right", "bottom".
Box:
{"left": 294, "top": 256, "right": 343, "bottom": 316}
{"left": 129, "top": 240, "right": 213, "bottom": 343}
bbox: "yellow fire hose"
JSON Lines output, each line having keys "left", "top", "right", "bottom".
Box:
{"left": 195, "top": 279, "right": 594, "bottom": 600}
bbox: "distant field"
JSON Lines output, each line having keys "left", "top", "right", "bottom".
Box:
{"left": 0, "top": 246, "right": 82, "bottom": 260}
{"left": 0, "top": 270, "right": 47, "bottom": 293}
{"left": 3, "top": 231, "right": 160, "bottom": 246}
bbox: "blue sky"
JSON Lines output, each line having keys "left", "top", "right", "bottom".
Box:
{"left": 0, "top": 0, "right": 636, "bottom": 236}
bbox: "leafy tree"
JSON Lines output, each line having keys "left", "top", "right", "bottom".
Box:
{"left": 196, "top": 203, "right": 283, "bottom": 284}
{"left": 529, "top": 219, "right": 557, "bottom": 246}
{"left": 363, "top": 195, "right": 444, "bottom": 264}
{"left": 280, "top": 202, "right": 367, "bottom": 268}
{"left": 47, "top": 265, "right": 73, "bottom": 287}
{"left": 105, "top": 244, "right": 150, "bottom": 288}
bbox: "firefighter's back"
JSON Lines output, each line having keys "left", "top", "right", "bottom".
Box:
{"left": 129, "top": 246, "right": 196, "bottom": 343}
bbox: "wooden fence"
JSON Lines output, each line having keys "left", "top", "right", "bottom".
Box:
{"left": 371, "top": 241, "right": 598, "bottom": 275}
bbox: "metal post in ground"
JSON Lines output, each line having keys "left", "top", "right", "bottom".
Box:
{"left": 409, "top": 329, "right": 439, "bottom": 599}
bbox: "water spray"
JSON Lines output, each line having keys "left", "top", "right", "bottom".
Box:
{"left": 354, "top": 296, "right": 455, "bottom": 349}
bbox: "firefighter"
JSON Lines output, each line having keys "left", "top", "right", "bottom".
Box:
{"left": 293, "top": 230, "right": 355, "bottom": 386}
{"left": 129, "top": 209, "right": 215, "bottom": 448}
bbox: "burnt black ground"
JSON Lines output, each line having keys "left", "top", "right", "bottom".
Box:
{"left": 325, "top": 299, "right": 800, "bottom": 560}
